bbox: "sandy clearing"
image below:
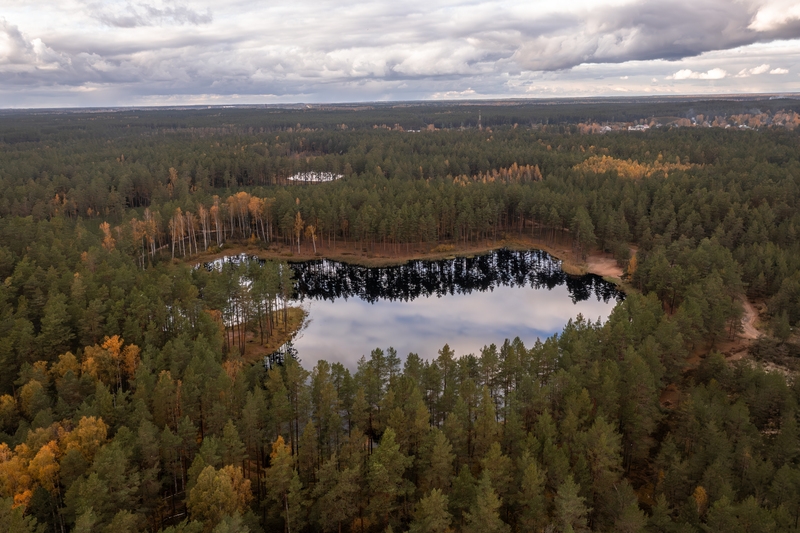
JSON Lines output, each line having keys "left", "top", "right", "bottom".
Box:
{"left": 722, "top": 299, "right": 761, "bottom": 361}
{"left": 586, "top": 255, "right": 624, "bottom": 279}
{"left": 741, "top": 299, "right": 762, "bottom": 340}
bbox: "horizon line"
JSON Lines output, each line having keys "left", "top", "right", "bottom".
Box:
{"left": 2, "top": 92, "right": 800, "bottom": 113}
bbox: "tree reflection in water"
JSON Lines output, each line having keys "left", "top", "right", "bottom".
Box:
{"left": 291, "top": 249, "right": 623, "bottom": 304}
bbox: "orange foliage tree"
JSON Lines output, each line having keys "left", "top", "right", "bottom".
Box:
{"left": 81, "top": 336, "right": 141, "bottom": 390}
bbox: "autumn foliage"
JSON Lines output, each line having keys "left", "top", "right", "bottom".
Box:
{"left": 452, "top": 162, "right": 543, "bottom": 186}
{"left": 81, "top": 336, "right": 141, "bottom": 390}
{"left": 573, "top": 154, "right": 694, "bottom": 179}
{"left": 0, "top": 416, "right": 108, "bottom": 509}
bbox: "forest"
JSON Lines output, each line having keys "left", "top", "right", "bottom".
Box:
{"left": 1, "top": 99, "right": 800, "bottom": 533}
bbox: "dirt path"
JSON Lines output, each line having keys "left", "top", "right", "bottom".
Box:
{"left": 723, "top": 298, "right": 762, "bottom": 362}
{"left": 741, "top": 299, "right": 762, "bottom": 340}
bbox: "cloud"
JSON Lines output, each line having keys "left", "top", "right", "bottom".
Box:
{"left": 512, "top": 0, "right": 800, "bottom": 71}
{"left": 736, "top": 63, "right": 771, "bottom": 76}
{"left": 0, "top": 18, "right": 70, "bottom": 71}
{"left": 0, "top": 18, "right": 35, "bottom": 65}
{"left": 91, "top": 1, "right": 212, "bottom": 28}
{"left": 667, "top": 68, "right": 728, "bottom": 80}
{"left": 2, "top": 0, "right": 800, "bottom": 105}
{"left": 770, "top": 67, "right": 789, "bottom": 73}
{"left": 430, "top": 88, "right": 477, "bottom": 99}
{"left": 749, "top": 0, "right": 800, "bottom": 32}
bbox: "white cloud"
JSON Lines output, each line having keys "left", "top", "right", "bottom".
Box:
{"left": 748, "top": 0, "right": 800, "bottom": 32}
{"left": 770, "top": 67, "right": 789, "bottom": 73}
{"left": 735, "top": 63, "right": 771, "bottom": 76}
{"left": 431, "top": 88, "right": 477, "bottom": 99}
{"left": 92, "top": 2, "right": 213, "bottom": 28}
{"left": 668, "top": 68, "right": 728, "bottom": 80}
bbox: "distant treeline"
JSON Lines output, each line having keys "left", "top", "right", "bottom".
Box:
{"left": 2, "top": 98, "right": 799, "bottom": 142}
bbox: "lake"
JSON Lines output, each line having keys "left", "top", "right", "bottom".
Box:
{"left": 284, "top": 248, "right": 622, "bottom": 369}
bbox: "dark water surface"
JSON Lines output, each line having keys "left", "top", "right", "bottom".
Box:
{"left": 287, "top": 249, "right": 622, "bottom": 368}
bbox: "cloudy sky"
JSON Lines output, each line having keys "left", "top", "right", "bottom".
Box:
{"left": 1, "top": 0, "right": 799, "bottom": 107}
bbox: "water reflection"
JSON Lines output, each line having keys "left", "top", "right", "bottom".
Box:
{"left": 292, "top": 249, "right": 620, "bottom": 304}
{"left": 205, "top": 249, "right": 623, "bottom": 369}
{"left": 287, "top": 249, "right": 622, "bottom": 369}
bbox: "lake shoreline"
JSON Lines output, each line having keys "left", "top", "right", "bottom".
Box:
{"left": 198, "top": 242, "right": 626, "bottom": 365}
{"left": 190, "top": 235, "right": 629, "bottom": 286}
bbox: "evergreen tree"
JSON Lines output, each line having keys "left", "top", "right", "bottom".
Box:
{"left": 463, "top": 473, "right": 509, "bottom": 533}
{"left": 516, "top": 451, "right": 547, "bottom": 533}
{"left": 368, "top": 427, "right": 412, "bottom": 527}
{"left": 554, "top": 476, "right": 590, "bottom": 533}
{"left": 38, "top": 292, "right": 74, "bottom": 358}
{"left": 220, "top": 420, "right": 246, "bottom": 467}
{"left": 408, "top": 489, "right": 452, "bottom": 533}
{"left": 422, "top": 429, "right": 455, "bottom": 493}
{"left": 0, "top": 497, "right": 43, "bottom": 533}
{"left": 187, "top": 465, "right": 251, "bottom": 532}
{"left": 449, "top": 465, "right": 477, "bottom": 525}
{"left": 264, "top": 436, "right": 296, "bottom": 532}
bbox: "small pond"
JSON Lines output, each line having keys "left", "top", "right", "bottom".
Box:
{"left": 240, "top": 248, "right": 623, "bottom": 369}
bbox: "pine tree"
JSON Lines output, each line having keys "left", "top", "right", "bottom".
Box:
{"left": 298, "top": 421, "right": 318, "bottom": 483}
{"left": 314, "top": 456, "right": 360, "bottom": 533}
{"left": 773, "top": 310, "right": 792, "bottom": 342}
{"left": 221, "top": 420, "right": 246, "bottom": 467}
{"left": 554, "top": 476, "right": 590, "bottom": 533}
{"left": 422, "top": 429, "right": 455, "bottom": 493}
{"left": 73, "top": 509, "right": 98, "bottom": 533}
{"left": 212, "top": 513, "right": 250, "bottom": 533}
{"left": 647, "top": 494, "right": 673, "bottom": 533}
{"left": 409, "top": 489, "right": 452, "bottom": 533}
{"left": 266, "top": 367, "right": 292, "bottom": 439}
{"left": 473, "top": 386, "right": 500, "bottom": 459}
{"left": 38, "top": 292, "right": 74, "bottom": 358}
{"left": 367, "top": 428, "right": 412, "bottom": 526}
{"left": 570, "top": 207, "right": 596, "bottom": 261}
{"left": 516, "top": 451, "right": 547, "bottom": 533}
{"left": 264, "top": 436, "right": 296, "bottom": 533}
{"left": 463, "top": 472, "right": 509, "bottom": 533}
{"left": 0, "top": 497, "right": 43, "bottom": 533}
{"left": 480, "top": 442, "right": 512, "bottom": 509}
{"left": 449, "top": 464, "right": 477, "bottom": 524}
{"left": 187, "top": 465, "right": 251, "bottom": 532}
{"left": 612, "top": 481, "right": 647, "bottom": 533}
{"left": 286, "top": 471, "right": 307, "bottom": 533}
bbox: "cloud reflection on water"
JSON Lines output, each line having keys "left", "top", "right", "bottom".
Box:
{"left": 292, "top": 282, "right": 617, "bottom": 370}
